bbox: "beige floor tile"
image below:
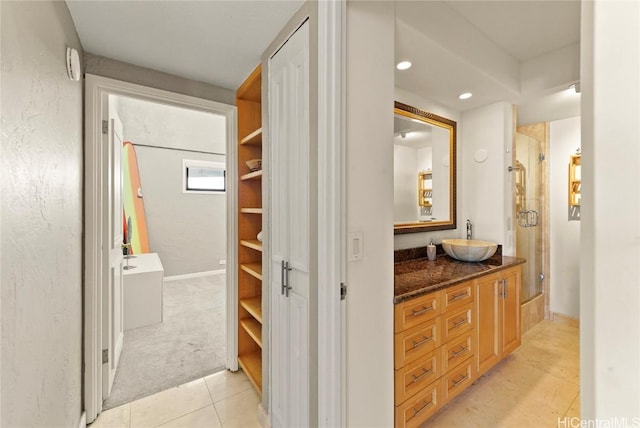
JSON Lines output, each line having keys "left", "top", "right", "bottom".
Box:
{"left": 426, "top": 357, "right": 579, "bottom": 428}
{"left": 90, "top": 404, "right": 131, "bottom": 428}
{"left": 512, "top": 332, "right": 580, "bottom": 386}
{"left": 204, "top": 370, "right": 252, "bottom": 403}
{"left": 564, "top": 394, "right": 580, "bottom": 419}
{"left": 130, "top": 378, "right": 213, "bottom": 427}
{"left": 157, "top": 405, "right": 222, "bottom": 428}
{"left": 213, "top": 388, "right": 261, "bottom": 428}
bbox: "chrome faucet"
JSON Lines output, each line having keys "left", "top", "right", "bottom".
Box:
{"left": 466, "top": 219, "right": 472, "bottom": 240}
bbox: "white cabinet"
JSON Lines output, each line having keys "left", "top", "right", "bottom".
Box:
{"left": 123, "top": 253, "right": 164, "bottom": 331}
{"left": 268, "top": 20, "right": 312, "bottom": 428}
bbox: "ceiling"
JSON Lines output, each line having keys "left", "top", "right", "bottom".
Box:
{"left": 66, "top": 1, "right": 580, "bottom": 113}
{"left": 395, "top": 0, "right": 581, "bottom": 112}
{"left": 66, "top": 0, "right": 305, "bottom": 90}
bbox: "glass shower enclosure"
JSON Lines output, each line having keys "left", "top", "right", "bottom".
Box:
{"left": 514, "top": 132, "right": 544, "bottom": 303}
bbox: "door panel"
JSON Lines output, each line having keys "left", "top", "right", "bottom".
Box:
{"left": 268, "top": 20, "right": 310, "bottom": 428}
{"left": 476, "top": 276, "right": 500, "bottom": 376}
{"left": 103, "top": 114, "right": 124, "bottom": 399}
{"left": 501, "top": 268, "right": 521, "bottom": 355}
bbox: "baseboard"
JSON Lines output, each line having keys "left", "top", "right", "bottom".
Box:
{"left": 164, "top": 269, "right": 226, "bottom": 282}
{"left": 551, "top": 312, "right": 580, "bottom": 328}
{"left": 78, "top": 411, "right": 87, "bottom": 428}
{"left": 258, "top": 403, "right": 270, "bottom": 428}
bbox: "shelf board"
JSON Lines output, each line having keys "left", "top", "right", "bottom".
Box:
{"left": 240, "top": 297, "right": 262, "bottom": 323}
{"left": 241, "top": 128, "right": 262, "bottom": 145}
{"left": 241, "top": 263, "right": 262, "bottom": 280}
{"left": 238, "top": 351, "right": 262, "bottom": 392}
{"left": 240, "top": 318, "right": 262, "bottom": 348}
{"left": 240, "top": 239, "right": 263, "bottom": 252}
{"left": 240, "top": 170, "right": 263, "bottom": 181}
{"left": 241, "top": 208, "right": 263, "bottom": 214}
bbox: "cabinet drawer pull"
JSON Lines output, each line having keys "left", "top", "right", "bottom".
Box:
{"left": 449, "top": 292, "right": 468, "bottom": 302}
{"left": 451, "top": 346, "right": 469, "bottom": 358}
{"left": 412, "top": 335, "right": 433, "bottom": 348}
{"left": 412, "top": 399, "right": 433, "bottom": 417}
{"left": 451, "top": 318, "right": 467, "bottom": 328}
{"left": 411, "top": 305, "right": 433, "bottom": 316}
{"left": 410, "top": 367, "right": 433, "bottom": 383}
{"left": 451, "top": 374, "right": 469, "bottom": 388}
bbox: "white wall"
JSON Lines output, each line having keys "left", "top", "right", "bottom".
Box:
{"left": 1, "top": 2, "right": 83, "bottom": 426}
{"left": 460, "top": 102, "right": 514, "bottom": 254}
{"left": 114, "top": 96, "right": 227, "bottom": 276}
{"left": 394, "top": 145, "right": 418, "bottom": 223}
{"left": 580, "top": 0, "right": 640, "bottom": 421}
{"left": 549, "top": 116, "right": 580, "bottom": 319}
{"left": 346, "top": 1, "right": 394, "bottom": 426}
{"left": 394, "top": 88, "right": 464, "bottom": 249}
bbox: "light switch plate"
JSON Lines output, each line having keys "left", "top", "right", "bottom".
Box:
{"left": 348, "top": 232, "right": 363, "bottom": 261}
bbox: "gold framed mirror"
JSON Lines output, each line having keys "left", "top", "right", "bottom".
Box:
{"left": 394, "top": 101, "right": 457, "bottom": 233}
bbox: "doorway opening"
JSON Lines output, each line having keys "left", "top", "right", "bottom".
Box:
{"left": 104, "top": 94, "right": 229, "bottom": 409}
{"left": 83, "top": 74, "right": 238, "bottom": 422}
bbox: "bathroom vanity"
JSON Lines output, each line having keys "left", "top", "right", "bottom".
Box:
{"left": 394, "top": 247, "right": 525, "bottom": 427}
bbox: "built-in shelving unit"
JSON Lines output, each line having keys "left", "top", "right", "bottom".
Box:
{"left": 418, "top": 170, "right": 433, "bottom": 215}
{"left": 569, "top": 153, "right": 581, "bottom": 221}
{"left": 237, "top": 65, "right": 263, "bottom": 394}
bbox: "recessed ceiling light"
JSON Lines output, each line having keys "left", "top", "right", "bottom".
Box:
{"left": 396, "top": 61, "right": 412, "bottom": 71}
{"left": 459, "top": 92, "right": 473, "bottom": 100}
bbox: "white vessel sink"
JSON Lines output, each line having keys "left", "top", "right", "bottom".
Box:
{"left": 441, "top": 239, "right": 498, "bottom": 262}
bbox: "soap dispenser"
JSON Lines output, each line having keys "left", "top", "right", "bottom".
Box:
{"left": 427, "top": 239, "right": 437, "bottom": 261}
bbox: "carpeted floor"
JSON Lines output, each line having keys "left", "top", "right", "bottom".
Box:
{"left": 103, "top": 273, "right": 227, "bottom": 410}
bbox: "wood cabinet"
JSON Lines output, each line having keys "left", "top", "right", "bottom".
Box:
{"left": 476, "top": 266, "right": 521, "bottom": 377}
{"left": 394, "top": 265, "right": 522, "bottom": 427}
{"left": 237, "top": 65, "right": 263, "bottom": 394}
{"left": 394, "top": 280, "right": 477, "bottom": 427}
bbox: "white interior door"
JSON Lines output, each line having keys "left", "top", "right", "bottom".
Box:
{"left": 269, "top": 20, "right": 311, "bottom": 428}
{"left": 102, "top": 113, "right": 125, "bottom": 399}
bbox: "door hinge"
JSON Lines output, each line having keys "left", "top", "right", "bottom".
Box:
{"left": 102, "top": 120, "right": 108, "bottom": 135}
{"left": 539, "top": 153, "right": 546, "bottom": 162}
{"left": 340, "top": 283, "right": 347, "bottom": 301}
{"left": 102, "top": 349, "right": 109, "bottom": 364}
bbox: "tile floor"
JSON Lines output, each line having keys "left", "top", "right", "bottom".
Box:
{"left": 424, "top": 318, "right": 580, "bottom": 427}
{"left": 90, "top": 370, "right": 260, "bottom": 428}
{"left": 92, "top": 318, "right": 579, "bottom": 428}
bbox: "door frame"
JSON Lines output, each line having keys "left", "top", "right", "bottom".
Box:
{"left": 83, "top": 74, "right": 237, "bottom": 423}
{"left": 316, "top": 1, "right": 345, "bottom": 427}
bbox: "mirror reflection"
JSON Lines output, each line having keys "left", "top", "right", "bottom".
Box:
{"left": 394, "top": 102, "right": 456, "bottom": 233}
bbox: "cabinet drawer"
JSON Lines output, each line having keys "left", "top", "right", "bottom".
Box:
{"left": 394, "top": 350, "right": 440, "bottom": 404}
{"left": 394, "top": 292, "right": 440, "bottom": 333}
{"left": 442, "top": 281, "right": 474, "bottom": 312}
{"left": 441, "top": 304, "right": 474, "bottom": 343}
{"left": 395, "top": 379, "right": 440, "bottom": 428}
{"left": 441, "top": 330, "right": 474, "bottom": 374}
{"left": 441, "top": 356, "right": 476, "bottom": 405}
{"left": 394, "top": 317, "right": 441, "bottom": 369}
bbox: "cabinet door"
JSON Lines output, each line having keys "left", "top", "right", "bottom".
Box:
{"left": 269, "top": 20, "right": 311, "bottom": 428}
{"left": 475, "top": 274, "right": 500, "bottom": 376}
{"left": 501, "top": 267, "right": 521, "bottom": 355}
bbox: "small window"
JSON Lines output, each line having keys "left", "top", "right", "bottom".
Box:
{"left": 183, "top": 160, "right": 225, "bottom": 194}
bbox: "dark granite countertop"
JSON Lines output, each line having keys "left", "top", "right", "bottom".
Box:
{"left": 394, "top": 246, "right": 526, "bottom": 304}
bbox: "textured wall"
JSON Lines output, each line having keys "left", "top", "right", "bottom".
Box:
{"left": 1, "top": 2, "right": 83, "bottom": 426}
{"left": 114, "top": 96, "right": 227, "bottom": 276}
